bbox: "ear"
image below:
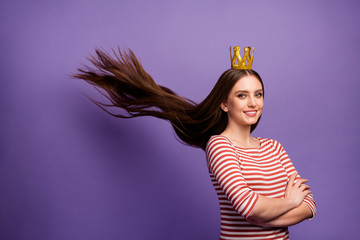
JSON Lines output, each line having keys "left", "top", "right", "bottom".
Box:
{"left": 221, "top": 101, "right": 228, "bottom": 112}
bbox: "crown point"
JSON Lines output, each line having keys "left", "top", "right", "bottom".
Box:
{"left": 230, "top": 45, "right": 255, "bottom": 70}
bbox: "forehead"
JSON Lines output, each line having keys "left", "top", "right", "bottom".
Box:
{"left": 231, "top": 75, "right": 263, "bottom": 92}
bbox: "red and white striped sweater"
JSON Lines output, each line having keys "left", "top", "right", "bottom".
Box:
{"left": 206, "top": 135, "right": 316, "bottom": 240}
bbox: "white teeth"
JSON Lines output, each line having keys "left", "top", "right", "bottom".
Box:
{"left": 245, "top": 111, "right": 256, "bottom": 114}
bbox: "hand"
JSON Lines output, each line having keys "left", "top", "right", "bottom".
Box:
{"left": 284, "top": 173, "right": 312, "bottom": 208}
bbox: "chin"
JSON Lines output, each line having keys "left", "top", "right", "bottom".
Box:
{"left": 248, "top": 118, "right": 260, "bottom": 126}
{"left": 241, "top": 120, "right": 257, "bottom": 126}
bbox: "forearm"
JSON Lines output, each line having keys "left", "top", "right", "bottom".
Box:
{"left": 247, "top": 195, "right": 296, "bottom": 222}
{"left": 247, "top": 172, "right": 312, "bottom": 223}
{"left": 251, "top": 203, "right": 313, "bottom": 227}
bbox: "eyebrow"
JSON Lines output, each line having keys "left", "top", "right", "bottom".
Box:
{"left": 235, "top": 89, "right": 263, "bottom": 94}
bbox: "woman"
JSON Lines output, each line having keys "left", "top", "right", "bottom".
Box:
{"left": 74, "top": 46, "right": 316, "bottom": 239}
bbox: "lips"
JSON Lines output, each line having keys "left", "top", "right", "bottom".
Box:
{"left": 244, "top": 110, "right": 257, "bottom": 117}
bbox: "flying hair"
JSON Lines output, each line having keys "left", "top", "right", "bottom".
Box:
{"left": 73, "top": 48, "right": 264, "bottom": 150}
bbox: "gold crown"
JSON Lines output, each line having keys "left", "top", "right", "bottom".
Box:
{"left": 230, "top": 46, "right": 255, "bottom": 70}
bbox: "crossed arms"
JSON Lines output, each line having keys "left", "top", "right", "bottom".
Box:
{"left": 206, "top": 137, "right": 316, "bottom": 228}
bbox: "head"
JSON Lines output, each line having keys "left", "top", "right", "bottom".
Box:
{"left": 209, "top": 68, "right": 264, "bottom": 134}
{"left": 182, "top": 68, "right": 265, "bottom": 149}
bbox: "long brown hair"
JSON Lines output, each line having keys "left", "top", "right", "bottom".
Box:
{"left": 73, "top": 48, "right": 264, "bottom": 150}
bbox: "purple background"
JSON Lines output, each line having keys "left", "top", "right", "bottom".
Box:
{"left": 1, "top": 0, "right": 359, "bottom": 239}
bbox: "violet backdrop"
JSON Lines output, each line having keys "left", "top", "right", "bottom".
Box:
{"left": 1, "top": 0, "right": 359, "bottom": 239}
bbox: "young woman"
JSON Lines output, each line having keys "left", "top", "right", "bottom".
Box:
{"left": 74, "top": 47, "right": 316, "bottom": 239}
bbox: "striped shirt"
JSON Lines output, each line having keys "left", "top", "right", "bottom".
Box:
{"left": 206, "top": 135, "right": 316, "bottom": 240}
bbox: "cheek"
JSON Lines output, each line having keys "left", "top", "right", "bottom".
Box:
{"left": 234, "top": 101, "right": 247, "bottom": 110}
{"left": 227, "top": 99, "right": 240, "bottom": 109}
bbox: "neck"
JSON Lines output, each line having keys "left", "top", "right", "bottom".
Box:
{"left": 220, "top": 121, "right": 253, "bottom": 146}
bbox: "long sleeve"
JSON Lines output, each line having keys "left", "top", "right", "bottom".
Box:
{"left": 272, "top": 139, "right": 317, "bottom": 218}
{"left": 206, "top": 136, "right": 259, "bottom": 218}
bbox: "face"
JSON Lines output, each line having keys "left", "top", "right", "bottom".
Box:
{"left": 221, "top": 75, "right": 264, "bottom": 127}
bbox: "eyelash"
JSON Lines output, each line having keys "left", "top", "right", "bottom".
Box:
{"left": 237, "top": 93, "right": 263, "bottom": 98}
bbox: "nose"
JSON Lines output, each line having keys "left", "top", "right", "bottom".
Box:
{"left": 248, "top": 96, "right": 256, "bottom": 108}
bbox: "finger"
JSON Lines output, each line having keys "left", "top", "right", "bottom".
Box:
{"left": 300, "top": 184, "right": 310, "bottom": 191}
{"left": 294, "top": 178, "right": 308, "bottom": 188}
{"left": 288, "top": 173, "right": 297, "bottom": 185}
{"left": 303, "top": 190, "right": 312, "bottom": 196}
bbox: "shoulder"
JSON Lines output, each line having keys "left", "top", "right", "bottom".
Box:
{"left": 258, "top": 137, "right": 280, "bottom": 145}
{"left": 259, "top": 137, "right": 286, "bottom": 153}
{"left": 206, "top": 135, "right": 239, "bottom": 165}
{"left": 206, "top": 135, "right": 232, "bottom": 150}
{"left": 205, "top": 135, "right": 236, "bottom": 155}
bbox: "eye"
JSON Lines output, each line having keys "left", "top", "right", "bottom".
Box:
{"left": 237, "top": 94, "right": 246, "bottom": 98}
{"left": 255, "top": 92, "right": 263, "bottom": 97}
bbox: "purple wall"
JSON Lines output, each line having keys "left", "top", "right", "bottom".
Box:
{"left": 1, "top": 0, "right": 359, "bottom": 239}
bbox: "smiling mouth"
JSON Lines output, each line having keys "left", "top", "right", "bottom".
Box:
{"left": 244, "top": 111, "right": 257, "bottom": 117}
